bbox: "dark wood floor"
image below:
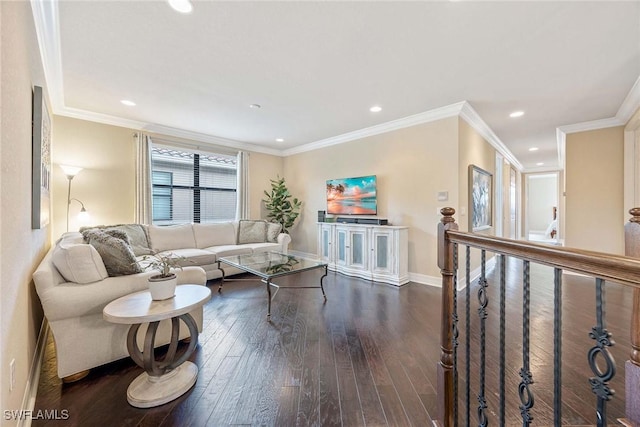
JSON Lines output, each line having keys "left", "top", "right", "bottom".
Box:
{"left": 32, "top": 260, "right": 634, "bottom": 426}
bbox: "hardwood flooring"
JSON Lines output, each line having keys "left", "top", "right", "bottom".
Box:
{"left": 32, "top": 259, "right": 634, "bottom": 426}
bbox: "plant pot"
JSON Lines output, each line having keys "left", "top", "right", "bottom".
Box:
{"left": 148, "top": 274, "right": 177, "bottom": 300}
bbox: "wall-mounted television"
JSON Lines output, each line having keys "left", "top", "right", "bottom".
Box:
{"left": 326, "top": 175, "right": 377, "bottom": 215}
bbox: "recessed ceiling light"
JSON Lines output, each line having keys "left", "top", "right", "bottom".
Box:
{"left": 529, "top": 147, "right": 539, "bottom": 152}
{"left": 276, "top": 138, "right": 284, "bottom": 142}
{"left": 510, "top": 111, "right": 525, "bottom": 118}
{"left": 120, "top": 100, "right": 136, "bottom": 106}
{"left": 249, "top": 104, "right": 261, "bottom": 109}
{"left": 536, "top": 162, "right": 544, "bottom": 166}
{"left": 168, "top": 0, "right": 193, "bottom": 14}
{"left": 369, "top": 105, "right": 382, "bottom": 113}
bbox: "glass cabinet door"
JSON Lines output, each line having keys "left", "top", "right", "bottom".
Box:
{"left": 337, "top": 229, "right": 347, "bottom": 265}
{"left": 372, "top": 230, "right": 394, "bottom": 274}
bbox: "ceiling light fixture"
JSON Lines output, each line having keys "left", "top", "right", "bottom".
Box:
{"left": 249, "top": 104, "right": 261, "bottom": 109}
{"left": 121, "top": 100, "right": 136, "bottom": 106}
{"left": 510, "top": 111, "right": 525, "bottom": 118}
{"left": 529, "top": 147, "right": 539, "bottom": 152}
{"left": 168, "top": 0, "right": 193, "bottom": 14}
{"left": 369, "top": 105, "right": 382, "bottom": 113}
{"left": 276, "top": 138, "right": 284, "bottom": 142}
{"left": 536, "top": 162, "right": 544, "bottom": 166}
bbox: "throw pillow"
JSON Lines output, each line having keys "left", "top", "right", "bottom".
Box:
{"left": 83, "top": 229, "right": 142, "bottom": 277}
{"left": 80, "top": 224, "right": 152, "bottom": 256}
{"left": 266, "top": 222, "right": 282, "bottom": 243}
{"left": 237, "top": 220, "right": 268, "bottom": 244}
{"left": 52, "top": 243, "right": 109, "bottom": 284}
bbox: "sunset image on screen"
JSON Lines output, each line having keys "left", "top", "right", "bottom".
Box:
{"left": 326, "top": 176, "right": 377, "bottom": 215}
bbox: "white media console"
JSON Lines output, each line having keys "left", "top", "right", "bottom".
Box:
{"left": 317, "top": 222, "right": 409, "bottom": 286}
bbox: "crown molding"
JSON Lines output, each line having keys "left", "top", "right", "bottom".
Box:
{"left": 56, "top": 106, "right": 282, "bottom": 156}
{"left": 522, "top": 167, "right": 562, "bottom": 175}
{"left": 459, "top": 102, "right": 524, "bottom": 172}
{"left": 31, "top": 0, "right": 64, "bottom": 111}
{"left": 556, "top": 74, "right": 640, "bottom": 168}
{"left": 617, "top": 75, "right": 640, "bottom": 123}
{"left": 282, "top": 101, "right": 467, "bottom": 156}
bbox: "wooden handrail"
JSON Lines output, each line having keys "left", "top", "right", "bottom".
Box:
{"left": 441, "top": 209, "right": 640, "bottom": 289}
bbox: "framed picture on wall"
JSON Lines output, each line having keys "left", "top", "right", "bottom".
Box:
{"left": 32, "top": 85, "right": 51, "bottom": 229}
{"left": 469, "top": 164, "right": 492, "bottom": 231}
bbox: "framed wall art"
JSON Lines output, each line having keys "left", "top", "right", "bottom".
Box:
{"left": 469, "top": 164, "right": 492, "bottom": 231}
{"left": 32, "top": 85, "right": 51, "bottom": 229}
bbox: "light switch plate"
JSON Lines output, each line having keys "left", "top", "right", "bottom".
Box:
{"left": 437, "top": 191, "right": 449, "bottom": 201}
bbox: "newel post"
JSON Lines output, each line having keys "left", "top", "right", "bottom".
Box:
{"left": 436, "top": 207, "right": 458, "bottom": 427}
{"left": 625, "top": 208, "right": 640, "bottom": 424}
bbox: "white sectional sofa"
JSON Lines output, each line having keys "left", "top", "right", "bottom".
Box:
{"left": 33, "top": 220, "right": 290, "bottom": 380}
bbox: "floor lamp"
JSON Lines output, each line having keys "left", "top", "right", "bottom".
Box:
{"left": 60, "top": 165, "right": 89, "bottom": 232}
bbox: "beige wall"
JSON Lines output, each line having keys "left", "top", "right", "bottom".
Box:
{"left": 458, "top": 119, "right": 497, "bottom": 234}
{"left": 1, "top": 2, "right": 50, "bottom": 421}
{"left": 247, "top": 152, "right": 284, "bottom": 219}
{"left": 566, "top": 126, "right": 624, "bottom": 253}
{"left": 51, "top": 118, "right": 284, "bottom": 237}
{"left": 284, "top": 118, "right": 459, "bottom": 280}
{"left": 52, "top": 117, "right": 137, "bottom": 237}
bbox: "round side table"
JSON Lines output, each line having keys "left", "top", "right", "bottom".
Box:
{"left": 103, "top": 284, "right": 211, "bottom": 408}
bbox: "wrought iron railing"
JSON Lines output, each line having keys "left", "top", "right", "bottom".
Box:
{"left": 435, "top": 207, "right": 640, "bottom": 427}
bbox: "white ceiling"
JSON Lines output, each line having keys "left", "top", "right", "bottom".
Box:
{"left": 35, "top": 1, "right": 640, "bottom": 170}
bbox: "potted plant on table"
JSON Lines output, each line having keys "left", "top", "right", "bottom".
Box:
{"left": 136, "top": 252, "right": 184, "bottom": 300}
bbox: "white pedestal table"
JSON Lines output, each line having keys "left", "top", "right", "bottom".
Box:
{"left": 103, "top": 284, "right": 211, "bottom": 408}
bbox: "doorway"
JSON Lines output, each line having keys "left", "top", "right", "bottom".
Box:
{"left": 526, "top": 173, "right": 559, "bottom": 243}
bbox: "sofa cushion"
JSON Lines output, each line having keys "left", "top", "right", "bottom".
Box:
{"left": 52, "top": 243, "right": 109, "bottom": 284}
{"left": 193, "top": 223, "right": 236, "bottom": 248}
{"left": 237, "top": 220, "right": 268, "bottom": 244}
{"left": 83, "top": 229, "right": 142, "bottom": 277}
{"left": 206, "top": 245, "right": 253, "bottom": 258}
{"left": 155, "top": 248, "right": 217, "bottom": 267}
{"left": 148, "top": 224, "right": 196, "bottom": 252}
{"left": 241, "top": 242, "right": 281, "bottom": 254}
{"left": 266, "top": 222, "right": 282, "bottom": 243}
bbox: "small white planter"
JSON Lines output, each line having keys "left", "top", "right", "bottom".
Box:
{"left": 148, "top": 274, "right": 177, "bottom": 300}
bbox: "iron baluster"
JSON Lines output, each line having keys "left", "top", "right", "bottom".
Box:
{"left": 554, "top": 268, "right": 562, "bottom": 425}
{"left": 465, "top": 245, "right": 471, "bottom": 426}
{"left": 477, "top": 249, "right": 488, "bottom": 427}
{"left": 588, "top": 278, "right": 616, "bottom": 427}
{"left": 519, "top": 260, "right": 534, "bottom": 426}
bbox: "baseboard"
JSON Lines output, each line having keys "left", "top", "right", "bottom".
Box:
{"left": 19, "top": 319, "right": 49, "bottom": 427}
{"left": 408, "top": 273, "right": 441, "bottom": 287}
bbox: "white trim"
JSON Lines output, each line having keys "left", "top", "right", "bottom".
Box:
{"left": 459, "top": 103, "right": 524, "bottom": 171}
{"left": 556, "top": 74, "right": 640, "bottom": 168}
{"left": 282, "top": 101, "right": 467, "bottom": 156}
{"left": 19, "top": 320, "right": 49, "bottom": 427}
{"left": 409, "top": 273, "right": 441, "bottom": 287}
{"left": 617, "top": 75, "right": 640, "bottom": 123}
{"left": 557, "top": 116, "right": 624, "bottom": 135}
{"left": 30, "top": 0, "right": 64, "bottom": 111}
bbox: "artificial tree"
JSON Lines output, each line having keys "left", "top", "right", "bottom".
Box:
{"left": 263, "top": 175, "right": 302, "bottom": 234}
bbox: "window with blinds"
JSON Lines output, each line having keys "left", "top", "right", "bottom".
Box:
{"left": 150, "top": 146, "right": 237, "bottom": 225}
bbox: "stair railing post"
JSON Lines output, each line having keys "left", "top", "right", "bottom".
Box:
{"left": 436, "top": 207, "right": 458, "bottom": 427}
{"left": 624, "top": 207, "right": 640, "bottom": 423}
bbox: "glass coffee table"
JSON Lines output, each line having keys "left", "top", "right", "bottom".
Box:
{"left": 217, "top": 252, "right": 328, "bottom": 320}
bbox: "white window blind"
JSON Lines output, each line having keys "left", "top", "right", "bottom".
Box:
{"left": 150, "top": 146, "right": 237, "bottom": 225}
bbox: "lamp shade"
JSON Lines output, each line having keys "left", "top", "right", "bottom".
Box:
{"left": 60, "top": 165, "right": 83, "bottom": 177}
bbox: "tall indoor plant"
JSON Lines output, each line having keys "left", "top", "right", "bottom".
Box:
{"left": 263, "top": 175, "right": 302, "bottom": 234}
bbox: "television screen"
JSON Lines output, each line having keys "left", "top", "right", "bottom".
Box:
{"left": 326, "top": 175, "right": 377, "bottom": 215}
